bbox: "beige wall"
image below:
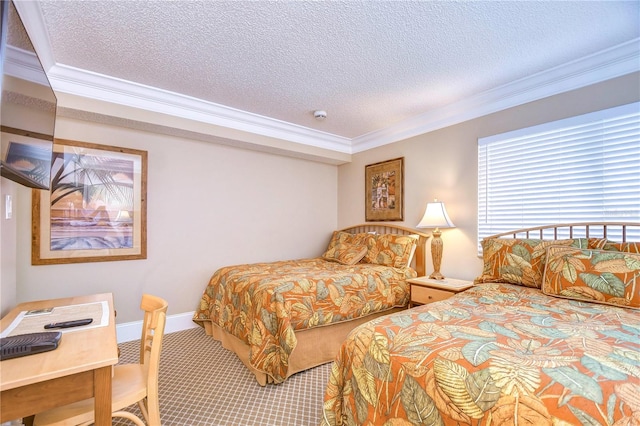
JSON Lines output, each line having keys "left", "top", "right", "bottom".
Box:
{"left": 338, "top": 72, "right": 640, "bottom": 281}
{"left": 8, "top": 117, "right": 338, "bottom": 322}
{"left": 3, "top": 72, "right": 638, "bottom": 321}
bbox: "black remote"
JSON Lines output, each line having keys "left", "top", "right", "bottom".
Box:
{"left": 44, "top": 318, "right": 93, "bottom": 329}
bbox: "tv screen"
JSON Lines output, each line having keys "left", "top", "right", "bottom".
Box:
{"left": 0, "top": 0, "right": 56, "bottom": 190}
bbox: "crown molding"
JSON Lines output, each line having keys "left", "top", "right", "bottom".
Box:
{"left": 351, "top": 38, "right": 640, "bottom": 153}
{"left": 46, "top": 64, "right": 353, "bottom": 154}
{"left": 48, "top": 37, "right": 639, "bottom": 156}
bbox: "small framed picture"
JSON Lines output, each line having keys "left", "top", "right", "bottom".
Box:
{"left": 365, "top": 157, "right": 404, "bottom": 222}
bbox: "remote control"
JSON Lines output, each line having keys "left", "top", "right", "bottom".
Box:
{"left": 44, "top": 318, "right": 93, "bottom": 329}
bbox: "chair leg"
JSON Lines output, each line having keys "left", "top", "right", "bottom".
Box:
{"left": 138, "top": 394, "right": 160, "bottom": 425}
{"left": 138, "top": 399, "right": 150, "bottom": 424}
{"left": 146, "top": 395, "right": 161, "bottom": 425}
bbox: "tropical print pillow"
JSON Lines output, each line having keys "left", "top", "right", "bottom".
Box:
{"left": 324, "top": 231, "right": 373, "bottom": 253}
{"left": 322, "top": 243, "right": 368, "bottom": 265}
{"left": 362, "top": 233, "right": 419, "bottom": 268}
{"left": 588, "top": 238, "right": 610, "bottom": 249}
{"left": 588, "top": 238, "right": 640, "bottom": 253}
{"left": 602, "top": 241, "right": 640, "bottom": 254}
{"left": 475, "top": 238, "right": 595, "bottom": 288}
{"left": 543, "top": 246, "right": 640, "bottom": 309}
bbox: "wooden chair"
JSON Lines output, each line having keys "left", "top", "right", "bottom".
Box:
{"left": 33, "top": 294, "right": 168, "bottom": 426}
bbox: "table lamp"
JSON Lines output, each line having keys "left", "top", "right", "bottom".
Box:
{"left": 416, "top": 199, "right": 455, "bottom": 280}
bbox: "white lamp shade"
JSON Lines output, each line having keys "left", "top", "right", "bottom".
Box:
{"left": 416, "top": 201, "right": 455, "bottom": 229}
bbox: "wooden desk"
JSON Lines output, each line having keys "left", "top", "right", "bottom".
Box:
{"left": 0, "top": 293, "right": 118, "bottom": 426}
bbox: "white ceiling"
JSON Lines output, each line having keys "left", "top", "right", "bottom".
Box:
{"left": 13, "top": 1, "right": 640, "bottom": 161}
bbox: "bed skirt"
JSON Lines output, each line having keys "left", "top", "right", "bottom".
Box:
{"left": 201, "top": 307, "right": 405, "bottom": 386}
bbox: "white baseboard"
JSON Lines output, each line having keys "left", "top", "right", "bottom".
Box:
{"left": 116, "top": 311, "right": 199, "bottom": 343}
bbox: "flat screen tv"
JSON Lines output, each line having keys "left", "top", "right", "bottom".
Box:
{"left": 0, "top": 0, "right": 56, "bottom": 190}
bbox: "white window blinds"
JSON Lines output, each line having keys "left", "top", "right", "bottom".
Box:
{"left": 478, "top": 102, "right": 640, "bottom": 253}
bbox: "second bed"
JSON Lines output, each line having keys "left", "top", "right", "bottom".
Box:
{"left": 193, "top": 224, "right": 429, "bottom": 385}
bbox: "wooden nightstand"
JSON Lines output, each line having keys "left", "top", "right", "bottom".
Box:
{"left": 407, "top": 277, "right": 473, "bottom": 307}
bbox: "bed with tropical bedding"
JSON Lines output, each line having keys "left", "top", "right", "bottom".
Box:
{"left": 193, "top": 224, "right": 429, "bottom": 385}
{"left": 322, "top": 222, "right": 640, "bottom": 425}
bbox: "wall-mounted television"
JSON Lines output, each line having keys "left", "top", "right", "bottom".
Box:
{"left": 0, "top": 0, "right": 56, "bottom": 190}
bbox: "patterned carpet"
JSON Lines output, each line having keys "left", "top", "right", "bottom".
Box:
{"left": 114, "top": 327, "right": 331, "bottom": 426}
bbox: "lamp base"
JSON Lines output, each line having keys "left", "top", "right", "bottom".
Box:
{"left": 430, "top": 228, "right": 445, "bottom": 280}
{"left": 429, "top": 271, "right": 445, "bottom": 280}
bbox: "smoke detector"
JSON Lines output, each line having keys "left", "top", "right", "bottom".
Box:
{"left": 313, "top": 110, "right": 327, "bottom": 120}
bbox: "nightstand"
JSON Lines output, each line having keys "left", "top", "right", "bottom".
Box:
{"left": 407, "top": 277, "right": 473, "bottom": 308}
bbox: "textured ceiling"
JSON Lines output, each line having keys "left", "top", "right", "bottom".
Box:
{"left": 16, "top": 1, "right": 640, "bottom": 155}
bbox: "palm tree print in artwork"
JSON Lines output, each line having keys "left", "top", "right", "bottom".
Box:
{"left": 49, "top": 151, "right": 134, "bottom": 250}
{"left": 371, "top": 170, "right": 396, "bottom": 210}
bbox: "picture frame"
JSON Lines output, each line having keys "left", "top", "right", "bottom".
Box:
{"left": 32, "top": 139, "right": 147, "bottom": 265}
{"left": 365, "top": 157, "right": 404, "bottom": 221}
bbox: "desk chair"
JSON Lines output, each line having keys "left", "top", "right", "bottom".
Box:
{"left": 34, "top": 294, "right": 168, "bottom": 426}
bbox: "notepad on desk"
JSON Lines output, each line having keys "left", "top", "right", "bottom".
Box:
{"left": 0, "top": 301, "right": 109, "bottom": 338}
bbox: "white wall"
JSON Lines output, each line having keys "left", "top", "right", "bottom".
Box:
{"left": 11, "top": 117, "right": 338, "bottom": 322}
{"left": 338, "top": 73, "right": 640, "bottom": 281}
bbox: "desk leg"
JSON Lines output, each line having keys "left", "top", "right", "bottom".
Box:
{"left": 93, "top": 366, "right": 112, "bottom": 426}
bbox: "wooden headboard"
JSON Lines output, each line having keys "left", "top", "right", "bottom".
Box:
{"left": 340, "top": 223, "right": 430, "bottom": 277}
{"left": 487, "top": 222, "right": 640, "bottom": 242}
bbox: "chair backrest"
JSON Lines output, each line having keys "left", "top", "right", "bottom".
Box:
{"left": 138, "top": 293, "right": 168, "bottom": 402}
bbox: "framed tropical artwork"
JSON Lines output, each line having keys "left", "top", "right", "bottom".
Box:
{"left": 32, "top": 139, "right": 147, "bottom": 265}
{"left": 365, "top": 157, "right": 404, "bottom": 221}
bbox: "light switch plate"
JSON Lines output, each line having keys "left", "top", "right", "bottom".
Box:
{"left": 5, "top": 194, "right": 12, "bottom": 219}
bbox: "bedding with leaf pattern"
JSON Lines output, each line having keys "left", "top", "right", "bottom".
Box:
{"left": 193, "top": 258, "right": 415, "bottom": 384}
{"left": 321, "top": 283, "right": 640, "bottom": 426}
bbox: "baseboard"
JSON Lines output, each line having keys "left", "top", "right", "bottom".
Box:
{"left": 116, "top": 311, "right": 199, "bottom": 343}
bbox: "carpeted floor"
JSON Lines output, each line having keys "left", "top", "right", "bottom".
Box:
{"left": 113, "top": 327, "right": 331, "bottom": 426}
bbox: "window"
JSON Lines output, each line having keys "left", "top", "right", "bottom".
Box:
{"left": 478, "top": 102, "right": 640, "bottom": 252}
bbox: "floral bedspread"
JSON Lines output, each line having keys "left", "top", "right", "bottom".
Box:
{"left": 322, "top": 283, "right": 640, "bottom": 425}
{"left": 193, "top": 258, "right": 415, "bottom": 384}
